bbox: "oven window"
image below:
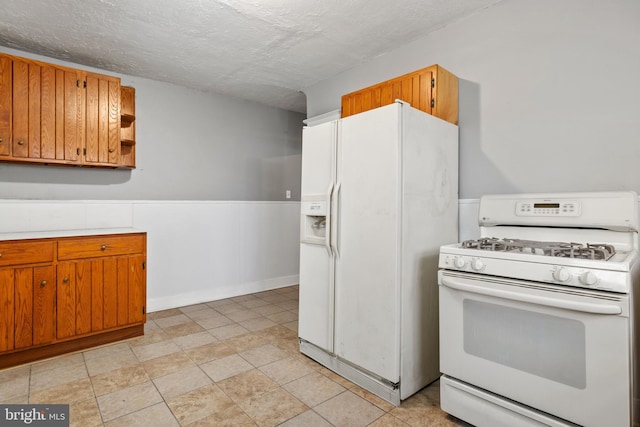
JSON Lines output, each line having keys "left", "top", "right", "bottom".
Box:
{"left": 463, "top": 299, "right": 586, "bottom": 389}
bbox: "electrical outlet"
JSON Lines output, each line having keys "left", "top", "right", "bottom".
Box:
{"left": 286, "top": 190, "right": 291, "bottom": 199}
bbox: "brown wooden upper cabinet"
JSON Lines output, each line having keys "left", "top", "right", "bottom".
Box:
{"left": 0, "top": 52, "right": 136, "bottom": 168}
{"left": 341, "top": 64, "right": 459, "bottom": 125}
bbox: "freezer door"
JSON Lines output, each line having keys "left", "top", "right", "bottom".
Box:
{"left": 334, "top": 104, "right": 401, "bottom": 384}
{"left": 299, "top": 121, "right": 337, "bottom": 352}
{"left": 300, "top": 121, "right": 336, "bottom": 196}
{"left": 299, "top": 243, "right": 334, "bottom": 351}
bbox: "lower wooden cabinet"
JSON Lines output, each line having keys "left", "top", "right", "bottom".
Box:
{"left": 0, "top": 231, "right": 146, "bottom": 369}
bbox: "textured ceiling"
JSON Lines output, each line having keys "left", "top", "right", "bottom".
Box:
{"left": 0, "top": 0, "right": 500, "bottom": 113}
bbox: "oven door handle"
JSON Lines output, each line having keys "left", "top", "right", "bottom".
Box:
{"left": 441, "top": 276, "right": 622, "bottom": 315}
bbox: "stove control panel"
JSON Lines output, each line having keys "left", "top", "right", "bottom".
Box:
{"left": 516, "top": 201, "right": 581, "bottom": 217}
{"left": 551, "top": 266, "right": 605, "bottom": 288}
{"left": 439, "top": 252, "right": 629, "bottom": 293}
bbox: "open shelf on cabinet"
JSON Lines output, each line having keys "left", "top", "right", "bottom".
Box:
{"left": 119, "top": 86, "right": 136, "bottom": 168}
{"left": 121, "top": 113, "right": 135, "bottom": 123}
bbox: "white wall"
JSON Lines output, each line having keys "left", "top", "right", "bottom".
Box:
{"left": 0, "top": 46, "right": 305, "bottom": 201}
{"left": 0, "top": 200, "right": 300, "bottom": 312}
{"left": 304, "top": 0, "right": 640, "bottom": 199}
{"left": 133, "top": 201, "right": 300, "bottom": 311}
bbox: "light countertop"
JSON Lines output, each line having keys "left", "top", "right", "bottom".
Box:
{"left": 0, "top": 227, "right": 145, "bottom": 242}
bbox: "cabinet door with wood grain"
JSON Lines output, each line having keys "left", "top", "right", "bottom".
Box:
{"left": 32, "top": 266, "right": 56, "bottom": 346}
{"left": 84, "top": 72, "right": 120, "bottom": 166}
{"left": 60, "top": 257, "right": 116, "bottom": 334}
{"left": 57, "top": 262, "right": 76, "bottom": 339}
{"left": 59, "top": 257, "right": 142, "bottom": 337}
{"left": 57, "top": 261, "right": 93, "bottom": 339}
{"left": 11, "top": 56, "right": 82, "bottom": 162}
{"left": 11, "top": 57, "right": 34, "bottom": 159}
{"left": 112, "top": 255, "right": 146, "bottom": 327}
{"left": 127, "top": 254, "right": 146, "bottom": 325}
{"left": 56, "top": 67, "right": 83, "bottom": 162}
{"left": 14, "top": 266, "right": 56, "bottom": 348}
{"left": 0, "top": 56, "right": 11, "bottom": 157}
{"left": 0, "top": 268, "right": 15, "bottom": 352}
{"left": 112, "top": 254, "right": 146, "bottom": 326}
{"left": 85, "top": 254, "right": 145, "bottom": 332}
{"left": 13, "top": 267, "right": 33, "bottom": 349}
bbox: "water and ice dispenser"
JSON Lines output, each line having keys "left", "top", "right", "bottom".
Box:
{"left": 301, "top": 197, "right": 328, "bottom": 244}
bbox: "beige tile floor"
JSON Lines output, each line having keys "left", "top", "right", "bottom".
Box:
{"left": 0, "top": 285, "right": 468, "bottom": 426}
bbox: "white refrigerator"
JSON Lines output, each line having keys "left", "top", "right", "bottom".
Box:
{"left": 298, "top": 101, "right": 459, "bottom": 405}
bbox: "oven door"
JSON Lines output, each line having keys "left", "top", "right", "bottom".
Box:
{"left": 439, "top": 270, "right": 630, "bottom": 427}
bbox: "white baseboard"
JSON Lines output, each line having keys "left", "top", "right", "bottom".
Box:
{"left": 147, "top": 274, "right": 300, "bottom": 312}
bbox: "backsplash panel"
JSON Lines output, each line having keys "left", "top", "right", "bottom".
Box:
{"left": 0, "top": 201, "right": 133, "bottom": 233}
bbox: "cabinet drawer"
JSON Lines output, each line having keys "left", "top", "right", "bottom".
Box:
{"left": 0, "top": 240, "right": 54, "bottom": 267}
{"left": 58, "top": 234, "right": 144, "bottom": 260}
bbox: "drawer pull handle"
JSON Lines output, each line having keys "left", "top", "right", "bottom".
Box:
{"left": 63, "top": 277, "right": 69, "bottom": 283}
{"left": 101, "top": 245, "right": 107, "bottom": 251}
{"left": 0, "top": 253, "right": 2, "bottom": 258}
{"left": 0, "top": 137, "right": 3, "bottom": 143}
{"left": 40, "top": 280, "right": 47, "bottom": 287}
{"left": 108, "top": 148, "right": 115, "bottom": 153}
{"left": 17, "top": 140, "right": 25, "bottom": 146}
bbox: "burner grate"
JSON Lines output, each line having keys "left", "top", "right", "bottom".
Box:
{"left": 551, "top": 243, "right": 616, "bottom": 260}
{"left": 461, "top": 238, "right": 615, "bottom": 260}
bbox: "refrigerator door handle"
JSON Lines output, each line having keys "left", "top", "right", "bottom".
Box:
{"left": 325, "top": 183, "right": 334, "bottom": 256}
{"left": 332, "top": 182, "right": 341, "bottom": 257}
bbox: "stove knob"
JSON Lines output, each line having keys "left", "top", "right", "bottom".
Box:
{"left": 579, "top": 271, "right": 598, "bottom": 286}
{"left": 453, "top": 257, "right": 466, "bottom": 269}
{"left": 552, "top": 268, "right": 571, "bottom": 282}
{"left": 471, "top": 258, "right": 485, "bottom": 271}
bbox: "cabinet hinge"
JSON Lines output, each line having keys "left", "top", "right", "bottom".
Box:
{"left": 142, "top": 261, "right": 146, "bottom": 270}
{"left": 83, "top": 80, "right": 87, "bottom": 88}
{"left": 431, "top": 78, "right": 435, "bottom": 88}
{"left": 142, "top": 306, "right": 146, "bottom": 314}
{"left": 431, "top": 99, "right": 435, "bottom": 108}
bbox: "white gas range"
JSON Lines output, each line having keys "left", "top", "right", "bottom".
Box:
{"left": 438, "top": 192, "right": 640, "bottom": 427}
